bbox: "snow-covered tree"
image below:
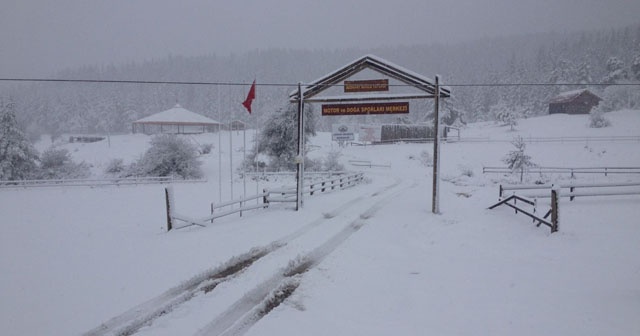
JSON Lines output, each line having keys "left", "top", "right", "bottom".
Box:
{"left": 632, "top": 53, "right": 640, "bottom": 81}
{"left": 575, "top": 61, "right": 593, "bottom": 85}
{"left": 132, "top": 135, "right": 203, "bottom": 179}
{"left": 36, "top": 147, "right": 91, "bottom": 179}
{"left": 0, "top": 100, "right": 39, "bottom": 180}
{"left": 252, "top": 103, "right": 316, "bottom": 171}
{"left": 601, "top": 57, "right": 628, "bottom": 85}
{"left": 492, "top": 102, "right": 522, "bottom": 131}
{"left": 502, "top": 136, "right": 536, "bottom": 183}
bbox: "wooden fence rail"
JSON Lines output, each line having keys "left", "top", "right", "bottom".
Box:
{"left": 484, "top": 166, "right": 640, "bottom": 178}
{"left": 488, "top": 190, "right": 560, "bottom": 233}
{"left": 0, "top": 176, "right": 206, "bottom": 189}
{"left": 166, "top": 172, "right": 365, "bottom": 231}
{"left": 500, "top": 181, "right": 640, "bottom": 200}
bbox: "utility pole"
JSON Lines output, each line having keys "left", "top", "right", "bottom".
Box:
{"left": 296, "top": 83, "right": 305, "bottom": 211}
{"left": 432, "top": 75, "right": 441, "bottom": 214}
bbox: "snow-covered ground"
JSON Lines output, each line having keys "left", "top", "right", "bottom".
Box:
{"left": 1, "top": 110, "right": 640, "bottom": 335}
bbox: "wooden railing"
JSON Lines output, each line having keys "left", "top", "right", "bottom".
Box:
{"left": 484, "top": 166, "right": 640, "bottom": 178}
{"left": 499, "top": 181, "right": 640, "bottom": 200}
{"left": 166, "top": 172, "right": 365, "bottom": 230}
{"left": 488, "top": 191, "right": 560, "bottom": 233}
{"left": 0, "top": 176, "right": 206, "bottom": 189}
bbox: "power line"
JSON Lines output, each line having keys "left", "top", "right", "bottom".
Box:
{"left": 0, "top": 77, "right": 639, "bottom": 88}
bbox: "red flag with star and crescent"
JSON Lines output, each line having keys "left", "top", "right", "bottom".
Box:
{"left": 242, "top": 80, "right": 256, "bottom": 113}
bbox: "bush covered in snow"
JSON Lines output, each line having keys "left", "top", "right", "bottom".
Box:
{"left": 322, "top": 150, "right": 344, "bottom": 171}
{"left": 589, "top": 107, "right": 611, "bottom": 128}
{"left": 37, "top": 147, "right": 91, "bottom": 179}
{"left": 131, "top": 134, "right": 203, "bottom": 179}
{"left": 104, "top": 158, "right": 126, "bottom": 175}
{"left": 199, "top": 143, "right": 214, "bottom": 155}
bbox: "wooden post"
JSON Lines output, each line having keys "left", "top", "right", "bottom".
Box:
{"left": 165, "top": 187, "right": 173, "bottom": 231}
{"left": 570, "top": 187, "right": 575, "bottom": 201}
{"left": 551, "top": 187, "right": 559, "bottom": 233}
{"left": 211, "top": 203, "right": 214, "bottom": 223}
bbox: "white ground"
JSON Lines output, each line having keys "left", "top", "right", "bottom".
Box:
{"left": 1, "top": 110, "right": 639, "bottom": 335}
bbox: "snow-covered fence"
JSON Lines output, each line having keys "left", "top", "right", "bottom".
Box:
{"left": 244, "top": 171, "right": 347, "bottom": 181}
{"left": 0, "top": 176, "right": 206, "bottom": 189}
{"left": 264, "top": 172, "right": 365, "bottom": 203}
{"left": 166, "top": 172, "right": 365, "bottom": 230}
{"left": 499, "top": 181, "right": 640, "bottom": 200}
{"left": 348, "top": 160, "right": 391, "bottom": 168}
{"left": 454, "top": 135, "right": 640, "bottom": 144}
{"left": 484, "top": 166, "right": 640, "bottom": 178}
{"left": 488, "top": 193, "right": 559, "bottom": 233}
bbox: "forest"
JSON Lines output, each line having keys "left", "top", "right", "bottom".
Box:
{"left": 2, "top": 23, "right": 640, "bottom": 140}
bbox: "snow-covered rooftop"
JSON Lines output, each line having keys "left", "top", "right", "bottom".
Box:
{"left": 133, "top": 104, "right": 220, "bottom": 125}
{"left": 549, "top": 89, "right": 600, "bottom": 104}
{"left": 289, "top": 54, "right": 451, "bottom": 101}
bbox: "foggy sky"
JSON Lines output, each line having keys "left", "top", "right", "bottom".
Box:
{"left": 1, "top": 0, "right": 639, "bottom": 77}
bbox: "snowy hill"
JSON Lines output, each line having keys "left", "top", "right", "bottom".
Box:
{"left": 1, "top": 110, "right": 639, "bottom": 335}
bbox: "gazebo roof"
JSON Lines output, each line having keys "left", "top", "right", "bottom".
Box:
{"left": 133, "top": 104, "right": 220, "bottom": 126}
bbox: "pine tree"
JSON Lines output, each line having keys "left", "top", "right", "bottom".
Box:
{"left": 0, "top": 100, "right": 39, "bottom": 180}
{"left": 502, "top": 136, "right": 535, "bottom": 183}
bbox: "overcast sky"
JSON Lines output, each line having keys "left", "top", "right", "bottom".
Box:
{"left": 1, "top": 0, "right": 639, "bottom": 77}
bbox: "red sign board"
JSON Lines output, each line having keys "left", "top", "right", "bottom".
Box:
{"left": 322, "top": 102, "right": 409, "bottom": 116}
{"left": 344, "top": 79, "right": 389, "bottom": 93}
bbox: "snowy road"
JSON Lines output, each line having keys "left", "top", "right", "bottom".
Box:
{"left": 83, "top": 176, "right": 414, "bottom": 336}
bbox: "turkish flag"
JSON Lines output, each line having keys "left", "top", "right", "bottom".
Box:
{"left": 242, "top": 80, "right": 256, "bottom": 113}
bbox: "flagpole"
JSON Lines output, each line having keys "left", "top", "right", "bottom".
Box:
{"left": 229, "top": 111, "right": 234, "bottom": 202}
{"left": 243, "top": 124, "right": 246, "bottom": 203}
{"left": 217, "top": 85, "right": 222, "bottom": 203}
{"left": 252, "top": 80, "right": 258, "bottom": 204}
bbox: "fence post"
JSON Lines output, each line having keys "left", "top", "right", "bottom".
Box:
{"left": 165, "top": 187, "right": 173, "bottom": 231}
{"left": 570, "top": 187, "right": 575, "bottom": 201}
{"left": 551, "top": 187, "right": 559, "bottom": 233}
{"left": 499, "top": 184, "right": 503, "bottom": 198}
{"left": 211, "top": 203, "right": 214, "bottom": 223}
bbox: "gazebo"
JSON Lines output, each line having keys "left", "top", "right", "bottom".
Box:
{"left": 132, "top": 104, "right": 221, "bottom": 134}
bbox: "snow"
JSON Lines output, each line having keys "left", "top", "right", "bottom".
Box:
{"left": 133, "top": 104, "right": 220, "bottom": 125}
{"left": 1, "top": 110, "right": 640, "bottom": 335}
{"left": 548, "top": 88, "right": 591, "bottom": 104}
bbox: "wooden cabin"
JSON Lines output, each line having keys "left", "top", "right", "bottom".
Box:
{"left": 548, "top": 89, "right": 601, "bottom": 115}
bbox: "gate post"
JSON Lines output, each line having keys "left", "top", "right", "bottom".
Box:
{"left": 432, "top": 75, "right": 441, "bottom": 214}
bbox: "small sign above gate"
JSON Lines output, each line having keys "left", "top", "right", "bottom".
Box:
{"left": 344, "top": 79, "right": 389, "bottom": 93}
{"left": 322, "top": 102, "right": 409, "bottom": 116}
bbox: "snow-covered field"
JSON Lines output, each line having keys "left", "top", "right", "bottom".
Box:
{"left": 1, "top": 110, "right": 640, "bottom": 335}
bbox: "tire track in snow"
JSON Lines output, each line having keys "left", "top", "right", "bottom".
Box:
{"left": 83, "top": 177, "right": 402, "bottom": 336}
{"left": 195, "top": 181, "right": 415, "bottom": 336}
